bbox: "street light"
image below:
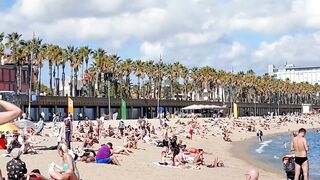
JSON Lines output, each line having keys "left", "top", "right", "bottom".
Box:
{"left": 103, "top": 72, "right": 113, "bottom": 120}
{"left": 28, "top": 34, "right": 35, "bottom": 119}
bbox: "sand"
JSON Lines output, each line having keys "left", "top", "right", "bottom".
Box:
{"left": 0, "top": 116, "right": 319, "bottom": 180}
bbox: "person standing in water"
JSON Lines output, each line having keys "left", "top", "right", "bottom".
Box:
{"left": 291, "top": 128, "right": 309, "bottom": 180}
{"left": 257, "top": 130, "right": 263, "bottom": 142}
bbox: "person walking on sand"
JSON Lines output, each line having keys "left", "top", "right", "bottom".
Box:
{"left": 64, "top": 117, "right": 72, "bottom": 149}
{"left": 291, "top": 128, "right": 309, "bottom": 180}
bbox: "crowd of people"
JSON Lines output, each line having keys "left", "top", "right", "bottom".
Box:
{"left": 1, "top": 99, "right": 320, "bottom": 180}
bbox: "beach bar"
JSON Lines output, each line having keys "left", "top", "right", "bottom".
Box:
{"left": 10, "top": 95, "right": 320, "bottom": 121}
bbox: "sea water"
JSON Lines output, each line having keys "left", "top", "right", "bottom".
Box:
{"left": 250, "top": 131, "right": 320, "bottom": 179}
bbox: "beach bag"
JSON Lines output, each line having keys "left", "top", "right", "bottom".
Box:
{"left": 284, "top": 157, "right": 295, "bottom": 173}
{"left": 283, "top": 157, "right": 304, "bottom": 180}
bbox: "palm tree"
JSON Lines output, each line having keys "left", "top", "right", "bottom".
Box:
{"left": 79, "top": 46, "right": 92, "bottom": 96}
{"left": 54, "top": 47, "right": 64, "bottom": 96}
{"left": 65, "top": 46, "right": 77, "bottom": 96}
{"left": 92, "top": 48, "right": 107, "bottom": 97}
{"left": 72, "top": 50, "right": 83, "bottom": 97}
{"left": 47, "top": 45, "right": 61, "bottom": 95}
{"left": 180, "top": 65, "right": 189, "bottom": 100}
{"left": 154, "top": 61, "right": 165, "bottom": 100}
{"left": 119, "top": 58, "right": 133, "bottom": 98}
{"left": 57, "top": 50, "right": 67, "bottom": 96}
{"left": 34, "top": 45, "right": 46, "bottom": 94}
{"left": 5, "top": 32, "right": 23, "bottom": 94}
{"left": 79, "top": 46, "right": 92, "bottom": 73}
{"left": 133, "top": 60, "right": 145, "bottom": 99}
{"left": 108, "top": 54, "right": 122, "bottom": 98}
{"left": 144, "top": 61, "right": 155, "bottom": 99}
{"left": 29, "top": 37, "right": 43, "bottom": 95}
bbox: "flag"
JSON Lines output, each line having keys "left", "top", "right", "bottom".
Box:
{"left": 121, "top": 99, "right": 127, "bottom": 120}
{"left": 68, "top": 96, "right": 74, "bottom": 116}
{"left": 233, "top": 103, "right": 238, "bottom": 119}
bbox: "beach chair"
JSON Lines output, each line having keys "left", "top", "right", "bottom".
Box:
{"left": 282, "top": 156, "right": 304, "bottom": 180}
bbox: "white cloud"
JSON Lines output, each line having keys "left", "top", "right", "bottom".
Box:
{"left": 221, "top": 42, "right": 246, "bottom": 60}
{"left": 252, "top": 32, "right": 320, "bottom": 72}
{"left": 0, "top": 0, "right": 320, "bottom": 75}
{"left": 140, "top": 42, "right": 164, "bottom": 60}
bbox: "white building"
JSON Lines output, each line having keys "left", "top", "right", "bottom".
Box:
{"left": 268, "top": 64, "right": 320, "bottom": 85}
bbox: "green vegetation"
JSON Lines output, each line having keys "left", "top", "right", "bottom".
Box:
{"left": 1, "top": 32, "right": 320, "bottom": 105}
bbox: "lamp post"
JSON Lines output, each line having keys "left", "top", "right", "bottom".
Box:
{"left": 28, "top": 34, "right": 35, "bottom": 119}
{"left": 103, "top": 72, "right": 113, "bottom": 120}
{"left": 28, "top": 54, "right": 33, "bottom": 119}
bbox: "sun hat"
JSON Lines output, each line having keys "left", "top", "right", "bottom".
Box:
{"left": 11, "top": 148, "right": 22, "bottom": 159}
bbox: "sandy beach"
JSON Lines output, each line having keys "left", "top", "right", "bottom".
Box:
{"left": 1, "top": 116, "right": 319, "bottom": 180}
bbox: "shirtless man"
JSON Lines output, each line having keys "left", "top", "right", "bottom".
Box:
{"left": 291, "top": 128, "right": 309, "bottom": 180}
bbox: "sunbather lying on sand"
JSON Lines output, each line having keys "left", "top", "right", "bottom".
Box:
{"left": 207, "top": 157, "right": 224, "bottom": 168}
{"left": 107, "top": 142, "right": 132, "bottom": 155}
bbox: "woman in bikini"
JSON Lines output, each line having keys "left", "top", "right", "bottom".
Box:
{"left": 49, "top": 143, "right": 80, "bottom": 180}
{"left": 0, "top": 100, "right": 21, "bottom": 125}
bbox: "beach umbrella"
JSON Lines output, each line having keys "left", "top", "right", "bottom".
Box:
{"left": 0, "top": 123, "right": 19, "bottom": 132}
{"left": 13, "top": 119, "right": 36, "bottom": 129}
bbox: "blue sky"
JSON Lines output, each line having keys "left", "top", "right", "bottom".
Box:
{"left": 1, "top": 0, "right": 320, "bottom": 85}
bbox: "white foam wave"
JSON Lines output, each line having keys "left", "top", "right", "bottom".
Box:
{"left": 255, "top": 140, "right": 273, "bottom": 154}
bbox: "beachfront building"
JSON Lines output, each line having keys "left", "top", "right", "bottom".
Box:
{"left": 268, "top": 64, "right": 320, "bottom": 85}
{"left": 0, "top": 64, "right": 30, "bottom": 92}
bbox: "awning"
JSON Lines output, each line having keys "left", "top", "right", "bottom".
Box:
{"left": 182, "top": 104, "right": 226, "bottom": 110}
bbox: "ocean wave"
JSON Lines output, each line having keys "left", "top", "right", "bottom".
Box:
{"left": 255, "top": 140, "right": 273, "bottom": 154}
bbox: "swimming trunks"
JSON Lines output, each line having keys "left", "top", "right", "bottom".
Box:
{"left": 163, "top": 140, "right": 169, "bottom": 147}
{"left": 96, "top": 157, "right": 112, "bottom": 164}
{"left": 295, "top": 157, "right": 308, "bottom": 166}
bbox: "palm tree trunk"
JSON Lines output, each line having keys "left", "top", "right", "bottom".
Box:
{"left": 17, "top": 65, "right": 21, "bottom": 94}
{"left": 56, "top": 65, "right": 60, "bottom": 96}
{"left": 153, "top": 81, "right": 157, "bottom": 99}
{"left": 137, "top": 77, "right": 141, "bottom": 99}
{"left": 159, "top": 79, "right": 162, "bottom": 100}
{"left": 113, "top": 80, "right": 118, "bottom": 98}
{"left": 74, "top": 70, "right": 77, "bottom": 97}
{"left": 49, "top": 61, "right": 53, "bottom": 94}
{"left": 62, "top": 66, "right": 65, "bottom": 96}
{"left": 38, "top": 66, "right": 41, "bottom": 94}
{"left": 53, "top": 64, "right": 56, "bottom": 96}
{"left": 126, "top": 76, "right": 130, "bottom": 98}
{"left": 70, "top": 68, "right": 73, "bottom": 96}
{"left": 14, "top": 63, "right": 18, "bottom": 93}
{"left": 170, "top": 80, "right": 173, "bottom": 99}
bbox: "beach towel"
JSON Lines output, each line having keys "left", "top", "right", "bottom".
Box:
{"left": 152, "top": 162, "right": 181, "bottom": 169}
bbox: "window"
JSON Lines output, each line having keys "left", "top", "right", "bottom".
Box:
{"left": 10, "top": 70, "right": 15, "bottom": 82}
{"left": 3, "top": 69, "right": 9, "bottom": 82}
